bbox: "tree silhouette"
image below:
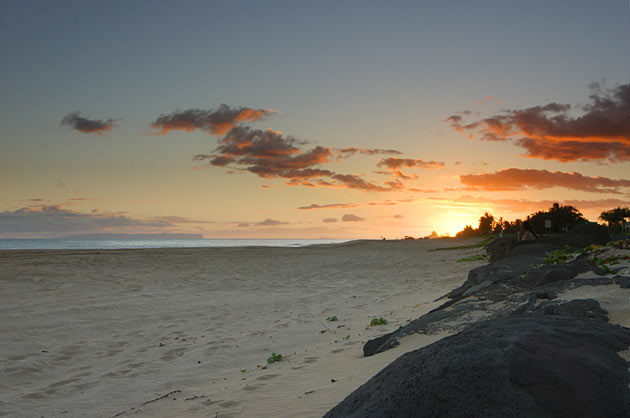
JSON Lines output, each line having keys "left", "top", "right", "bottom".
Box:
{"left": 478, "top": 212, "right": 495, "bottom": 235}
{"left": 526, "top": 203, "right": 586, "bottom": 234}
{"left": 599, "top": 207, "right": 630, "bottom": 231}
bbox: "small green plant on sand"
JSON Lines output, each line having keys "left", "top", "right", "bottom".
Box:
{"left": 370, "top": 317, "right": 388, "bottom": 326}
{"left": 326, "top": 316, "right": 338, "bottom": 322}
{"left": 240, "top": 369, "right": 247, "bottom": 373}
{"left": 267, "top": 352, "right": 283, "bottom": 363}
{"left": 544, "top": 246, "right": 573, "bottom": 264}
{"left": 590, "top": 256, "right": 618, "bottom": 275}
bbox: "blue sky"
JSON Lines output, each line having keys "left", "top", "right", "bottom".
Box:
{"left": 1, "top": 0, "right": 629, "bottom": 238}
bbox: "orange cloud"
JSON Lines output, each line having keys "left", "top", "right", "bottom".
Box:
{"left": 460, "top": 168, "right": 630, "bottom": 194}
{"left": 516, "top": 138, "right": 630, "bottom": 162}
{"left": 446, "top": 82, "right": 630, "bottom": 162}
{"left": 429, "top": 195, "right": 630, "bottom": 218}
{"left": 409, "top": 188, "right": 438, "bottom": 193}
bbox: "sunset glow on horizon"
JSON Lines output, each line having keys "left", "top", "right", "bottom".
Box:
{"left": 1, "top": 1, "right": 629, "bottom": 239}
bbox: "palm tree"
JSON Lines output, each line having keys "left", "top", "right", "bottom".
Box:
{"left": 599, "top": 207, "right": 630, "bottom": 231}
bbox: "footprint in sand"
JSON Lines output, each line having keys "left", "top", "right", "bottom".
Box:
{"left": 330, "top": 348, "right": 345, "bottom": 354}
{"left": 255, "top": 373, "right": 279, "bottom": 381}
{"left": 303, "top": 357, "right": 319, "bottom": 364}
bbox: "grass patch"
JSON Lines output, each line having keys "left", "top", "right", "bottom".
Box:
{"left": 543, "top": 246, "right": 573, "bottom": 264}
{"left": 428, "top": 236, "right": 495, "bottom": 252}
{"left": 590, "top": 255, "right": 621, "bottom": 274}
{"left": 370, "top": 317, "right": 388, "bottom": 326}
{"left": 326, "top": 316, "right": 338, "bottom": 322}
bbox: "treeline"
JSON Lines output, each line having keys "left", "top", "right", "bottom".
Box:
{"left": 456, "top": 203, "right": 630, "bottom": 238}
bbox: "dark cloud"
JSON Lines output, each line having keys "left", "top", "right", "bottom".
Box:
{"left": 377, "top": 157, "right": 445, "bottom": 170}
{"left": 322, "top": 218, "right": 338, "bottom": 223}
{"left": 298, "top": 203, "right": 358, "bottom": 210}
{"left": 335, "top": 148, "right": 402, "bottom": 158}
{"left": 195, "top": 126, "right": 406, "bottom": 192}
{"left": 255, "top": 218, "right": 289, "bottom": 226}
{"left": 460, "top": 168, "right": 630, "bottom": 194}
{"left": 61, "top": 111, "right": 115, "bottom": 134}
{"left": 0, "top": 205, "right": 172, "bottom": 236}
{"left": 341, "top": 214, "right": 365, "bottom": 222}
{"left": 150, "top": 104, "right": 276, "bottom": 135}
{"left": 151, "top": 216, "right": 216, "bottom": 224}
{"left": 445, "top": 82, "right": 630, "bottom": 162}
{"left": 331, "top": 174, "right": 404, "bottom": 192}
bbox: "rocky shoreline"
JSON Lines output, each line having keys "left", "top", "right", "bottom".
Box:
{"left": 325, "top": 224, "right": 630, "bottom": 417}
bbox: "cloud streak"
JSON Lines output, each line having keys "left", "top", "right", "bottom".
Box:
{"left": 341, "top": 214, "right": 365, "bottom": 222}
{"left": 61, "top": 111, "right": 116, "bottom": 134}
{"left": 377, "top": 157, "right": 445, "bottom": 170}
{"left": 460, "top": 168, "right": 630, "bottom": 194}
{"left": 429, "top": 195, "right": 630, "bottom": 218}
{"left": 446, "top": 82, "right": 630, "bottom": 162}
{"left": 150, "top": 104, "right": 276, "bottom": 135}
{"left": 298, "top": 203, "right": 359, "bottom": 210}
{"left": 335, "top": 148, "right": 402, "bottom": 158}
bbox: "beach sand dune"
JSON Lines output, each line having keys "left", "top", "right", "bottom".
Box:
{"left": 0, "top": 238, "right": 483, "bottom": 417}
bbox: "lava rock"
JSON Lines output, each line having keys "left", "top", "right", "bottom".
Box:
{"left": 326, "top": 316, "right": 630, "bottom": 418}
{"left": 546, "top": 222, "right": 610, "bottom": 249}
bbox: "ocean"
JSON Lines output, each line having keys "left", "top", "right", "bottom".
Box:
{"left": 0, "top": 238, "right": 351, "bottom": 250}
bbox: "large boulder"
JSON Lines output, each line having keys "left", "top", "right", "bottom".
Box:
{"left": 446, "top": 243, "right": 557, "bottom": 299}
{"left": 326, "top": 315, "right": 630, "bottom": 418}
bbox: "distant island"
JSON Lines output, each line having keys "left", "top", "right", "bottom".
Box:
{"left": 57, "top": 233, "right": 205, "bottom": 240}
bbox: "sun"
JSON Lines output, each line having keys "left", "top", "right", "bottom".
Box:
{"left": 431, "top": 211, "right": 481, "bottom": 237}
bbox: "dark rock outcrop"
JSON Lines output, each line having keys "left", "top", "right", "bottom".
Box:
{"left": 447, "top": 243, "right": 556, "bottom": 299}
{"left": 522, "top": 298, "right": 610, "bottom": 322}
{"left": 546, "top": 222, "right": 610, "bottom": 249}
{"left": 326, "top": 315, "right": 630, "bottom": 418}
{"left": 523, "top": 256, "right": 592, "bottom": 287}
{"left": 362, "top": 225, "right": 619, "bottom": 358}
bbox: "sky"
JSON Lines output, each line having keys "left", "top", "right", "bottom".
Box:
{"left": 1, "top": 0, "right": 629, "bottom": 239}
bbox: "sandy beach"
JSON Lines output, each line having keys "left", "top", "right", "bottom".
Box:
{"left": 0, "top": 238, "right": 486, "bottom": 417}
